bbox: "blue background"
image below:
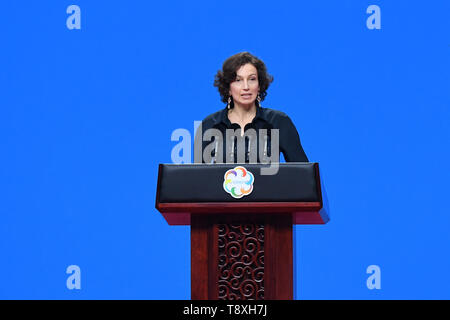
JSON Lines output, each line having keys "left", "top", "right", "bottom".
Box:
{"left": 1, "top": 1, "right": 449, "bottom": 299}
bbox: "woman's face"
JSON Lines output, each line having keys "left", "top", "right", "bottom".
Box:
{"left": 229, "top": 63, "right": 260, "bottom": 109}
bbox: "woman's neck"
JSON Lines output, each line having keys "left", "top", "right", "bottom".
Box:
{"left": 230, "top": 102, "right": 257, "bottom": 121}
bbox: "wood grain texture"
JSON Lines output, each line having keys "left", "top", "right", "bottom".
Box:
{"left": 191, "top": 214, "right": 293, "bottom": 300}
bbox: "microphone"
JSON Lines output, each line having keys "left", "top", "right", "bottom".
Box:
{"left": 212, "top": 140, "right": 219, "bottom": 164}
{"left": 230, "top": 137, "right": 235, "bottom": 163}
{"left": 247, "top": 136, "right": 252, "bottom": 162}
{"left": 263, "top": 135, "right": 268, "bottom": 157}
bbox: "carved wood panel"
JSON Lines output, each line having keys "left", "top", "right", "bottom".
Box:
{"left": 217, "top": 224, "right": 265, "bottom": 300}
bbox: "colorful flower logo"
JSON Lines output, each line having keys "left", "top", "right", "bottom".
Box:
{"left": 223, "top": 166, "right": 254, "bottom": 199}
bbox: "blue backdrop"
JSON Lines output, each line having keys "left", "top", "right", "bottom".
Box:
{"left": 1, "top": 1, "right": 449, "bottom": 299}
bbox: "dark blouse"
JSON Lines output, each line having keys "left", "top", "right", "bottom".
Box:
{"left": 194, "top": 106, "right": 309, "bottom": 163}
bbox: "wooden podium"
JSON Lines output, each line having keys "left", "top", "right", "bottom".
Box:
{"left": 155, "top": 162, "right": 329, "bottom": 300}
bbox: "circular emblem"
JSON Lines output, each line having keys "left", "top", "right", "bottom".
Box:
{"left": 223, "top": 166, "right": 254, "bottom": 199}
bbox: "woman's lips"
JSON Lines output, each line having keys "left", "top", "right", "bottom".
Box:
{"left": 241, "top": 94, "right": 252, "bottom": 98}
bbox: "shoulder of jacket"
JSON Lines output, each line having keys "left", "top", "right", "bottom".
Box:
{"left": 203, "top": 109, "right": 222, "bottom": 122}
{"left": 261, "top": 107, "right": 290, "bottom": 121}
{"left": 199, "top": 108, "right": 225, "bottom": 131}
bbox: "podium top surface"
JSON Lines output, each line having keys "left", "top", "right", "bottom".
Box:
{"left": 158, "top": 162, "right": 319, "bottom": 202}
{"left": 155, "top": 162, "right": 329, "bottom": 225}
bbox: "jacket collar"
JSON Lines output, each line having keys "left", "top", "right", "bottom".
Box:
{"left": 213, "top": 105, "right": 267, "bottom": 126}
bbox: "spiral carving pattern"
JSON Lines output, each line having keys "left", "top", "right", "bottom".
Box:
{"left": 218, "top": 224, "right": 264, "bottom": 300}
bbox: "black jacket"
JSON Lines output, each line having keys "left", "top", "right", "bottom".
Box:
{"left": 194, "top": 106, "right": 309, "bottom": 163}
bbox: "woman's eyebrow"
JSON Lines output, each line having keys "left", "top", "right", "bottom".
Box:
{"left": 236, "top": 73, "right": 257, "bottom": 78}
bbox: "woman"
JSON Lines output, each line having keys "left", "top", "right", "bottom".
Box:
{"left": 194, "top": 52, "right": 308, "bottom": 164}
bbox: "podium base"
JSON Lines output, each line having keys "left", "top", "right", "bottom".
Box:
{"left": 191, "top": 213, "right": 293, "bottom": 300}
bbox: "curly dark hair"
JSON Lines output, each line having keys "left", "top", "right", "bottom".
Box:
{"left": 213, "top": 52, "right": 274, "bottom": 108}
